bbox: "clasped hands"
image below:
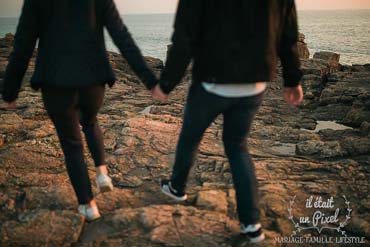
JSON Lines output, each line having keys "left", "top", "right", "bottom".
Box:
{"left": 151, "top": 84, "right": 168, "bottom": 102}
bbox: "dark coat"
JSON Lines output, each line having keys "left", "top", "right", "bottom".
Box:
{"left": 2, "top": 0, "right": 157, "bottom": 102}
{"left": 160, "top": 0, "right": 303, "bottom": 94}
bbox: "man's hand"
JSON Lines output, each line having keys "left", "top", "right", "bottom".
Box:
{"left": 283, "top": 85, "right": 304, "bottom": 106}
{"left": 0, "top": 101, "right": 17, "bottom": 110}
{"left": 151, "top": 84, "right": 168, "bottom": 102}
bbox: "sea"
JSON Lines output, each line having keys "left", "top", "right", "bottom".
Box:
{"left": 0, "top": 10, "right": 369, "bottom": 65}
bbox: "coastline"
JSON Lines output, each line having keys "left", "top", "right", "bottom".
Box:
{"left": 0, "top": 33, "right": 369, "bottom": 246}
{"left": 1, "top": 10, "right": 370, "bottom": 63}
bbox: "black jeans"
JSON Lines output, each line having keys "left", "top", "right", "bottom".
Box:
{"left": 42, "top": 85, "right": 105, "bottom": 204}
{"left": 171, "top": 82, "right": 264, "bottom": 224}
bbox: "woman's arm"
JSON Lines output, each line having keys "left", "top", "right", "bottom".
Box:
{"left": 2, "top": 0, "right": 39, "bottom": 102}
{"left": 103, "top": 0, "right": 157, "bottom": 90}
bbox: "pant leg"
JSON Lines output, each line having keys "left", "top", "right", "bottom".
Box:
{"left": 171, "top": 83, "right": 231, "bottom": 191}
{"left": 222, "top": 92, "right": 264, "bottom": 225}
{"left": 42, "top": 87, "right": 93, "bottom": 205}
{"left": 78, "top": 85, "right": 106, "bottom": 167}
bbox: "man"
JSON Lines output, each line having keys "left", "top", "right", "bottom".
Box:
{"left": 152, "top": 0, "right": 303, "bottom": 243}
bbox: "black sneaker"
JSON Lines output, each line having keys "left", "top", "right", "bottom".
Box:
{"left": 160, "top": 179, "right": 188, "bottom": 201}
{"left": 240, "top": 223, "right": 265, "bottom": 243}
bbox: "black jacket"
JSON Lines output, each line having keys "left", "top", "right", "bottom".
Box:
{"left": 160, "top": 0, "right": 303, "bottom": 94}
{"left": 2, "top": 0, "right": 157, "bottom": 102}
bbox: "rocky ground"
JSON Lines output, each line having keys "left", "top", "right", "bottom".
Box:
{"left": 0, "top": 33, "right": 369, "bottom": 247}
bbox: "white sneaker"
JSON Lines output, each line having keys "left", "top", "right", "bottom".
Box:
{"left": 241, "top": 223, "right": 265, "bottom": 243}
{"left": 160, "top": 179, "right": 188, "bottom": 201}
{"left": 96, "top": 173, "right": 114, "bottom": 193}
{"left": 78, "top": 205, "right": 101, "bottom": 221}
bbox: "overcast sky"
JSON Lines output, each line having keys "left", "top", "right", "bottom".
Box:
{"left": 0, "top": 0, "right": 370, "bottom": 17}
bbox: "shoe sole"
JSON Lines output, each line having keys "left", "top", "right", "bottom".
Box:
{"left": 78, "top": 207, "right": 101, "bottom": 222}
{"left": 97, "top": 181, "right": 114, "bottom": 193}
{"left": 249, "top": 233, "right": 265, "bottom": 244}
{"left": 86, "top": 214, "right": 101, "bottom": 222}
{"left": 160, "top": 185, "right": 188, "bottom": 201}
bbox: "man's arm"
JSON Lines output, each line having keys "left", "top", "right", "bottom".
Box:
{"left": 278, "top": 0, "right": 303, "bottom": 88}
{"left": 159, "top": 0, "right": 203, "bottom": 94}
{"left": 2, "top": 0, "right": 39, "bottom": 102}
{"left": 103, "top": 0, "right": 157, "bottom": 90}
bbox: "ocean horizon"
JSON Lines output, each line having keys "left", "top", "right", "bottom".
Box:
{"left": 0, "top": 10, "right": 369, "bottom": 65}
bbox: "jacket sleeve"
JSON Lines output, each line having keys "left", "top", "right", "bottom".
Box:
{"left": 159, "top": 0, "right": 202, "bottom": 94}
{"left": 103, "top": 0, "right": 157, "bottom": 90}
{"left": 2, "top": 0, "right": 39, "bottom": 102}
{"left": 278, "top": 0, "right": 303, "bottom": 87}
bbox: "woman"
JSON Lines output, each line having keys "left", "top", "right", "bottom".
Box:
{"left": 154, "top": 0, "right": 304, "bottom": 243}
{"left": 2, "top": 0, "right": 157, "bottom": 221}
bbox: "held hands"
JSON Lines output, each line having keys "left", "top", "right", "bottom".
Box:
{"left": 151, "top": 84, "right": 168, "bottom": 102}
{"left": 283, "top": 85, "right": 304, "bottom": 106}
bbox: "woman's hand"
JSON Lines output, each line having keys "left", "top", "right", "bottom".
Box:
{"left": 151, "top": 84, "right": 168, "bottom": 102}
{"left": 283, "top": 85, "right": 304, "bottom": 106}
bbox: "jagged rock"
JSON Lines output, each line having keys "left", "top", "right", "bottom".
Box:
{"left": 343, "top": 104, "right": 370, "bottom": 127}
{"left": 340, "top": 137, "right": 370, "bottom": 156}
{"left": 360, "top": 121, "right": 370, "bottom": 132}
{"left": 150, "top": 224, "right": 183, "bottom": 246}
{"left": 297, "top": 33, "right": 310, "bottom": 59}
{"left": 346, "top": 216, "right": 370, "bottom": 239}
{"left": 313, "top": 51, "right": 340, "bottom": 64}
{"left": 298, "top": 117, "right": 317, "bottom": 130}
{"left": 0, "top": 33, "right": 14, "bottom": 48}
{"left": 364, "top": 64, "right": 370, "bottom": 71}
{"left": 347, "top": 64, "right": 370, "bottom": 72}
{"left": 0, "top": 112, "right": 23, "bottom": 127}
{"left": 0, "top": 210, "right": 84, "bottom": 247}
{"left": 115, "top": 175, "right": 143, "bottom": 188}
{"left": 317, "top": 70, "right": 370, "bottom": 127}
{"left": 23, "top": 185, "right": 76, "bottom": 210}
{"left": 313, "top": 51, "right": 341, "bottom": 72}
{"left": 0, "top": 190, "right": 17, "bottom": 216}
{"left": 300, "top": 74, "right": 325, "bottom": 105}
{"left": 80, "top": 205, "right": 245, "bottom": 247}
{"left": 299, "top": 52, "right": 341, "bottom": 91}
{"left": 196, "top": 190, "right": 228, "bottom": 213}
{"left": 296, "top": 140, "right": 346, "bottom": 158}
{"left": 94, "top": 189, "right": 145, "bottom": 212}
{"left": 1, "top": 32, "right": 370, "bottom": 246}
{"left": 298, "top": 33, "right": 305, "bottom": 42}
{"left": 0, "top": 134, "right": 4, "bottom": 147}
{"left": 300, "top": 58, "right": 332, "bottom": 78}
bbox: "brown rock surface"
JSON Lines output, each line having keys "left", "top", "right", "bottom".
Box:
{"left": 0, "top": 34, "right": 369, "bottom": 246}
{"left": 0, "top": 210, "right": 84, "bottom": 247}
{"left": 297, "top": 33, "right": 310, "bottom": 59}
{"left": 313, "top": 51, "right": 340, "bottom": 70}
{"left": 196, "top": 190, "right": 228, "bottom": 213}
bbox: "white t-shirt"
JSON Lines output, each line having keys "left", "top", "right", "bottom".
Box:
{"left": 202, "top": 82, "right": 267, "bottom": 98}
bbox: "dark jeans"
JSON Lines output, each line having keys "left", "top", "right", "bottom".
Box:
{"left": 41, "top": 85, "right": 105, "bottom": 204}
{"left": 171, "top": 82, "right": 264, "bottom": 224}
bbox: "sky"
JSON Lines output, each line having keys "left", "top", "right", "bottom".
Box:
{"left": 0, "top": 0, "right": 370, "bottom": 17}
